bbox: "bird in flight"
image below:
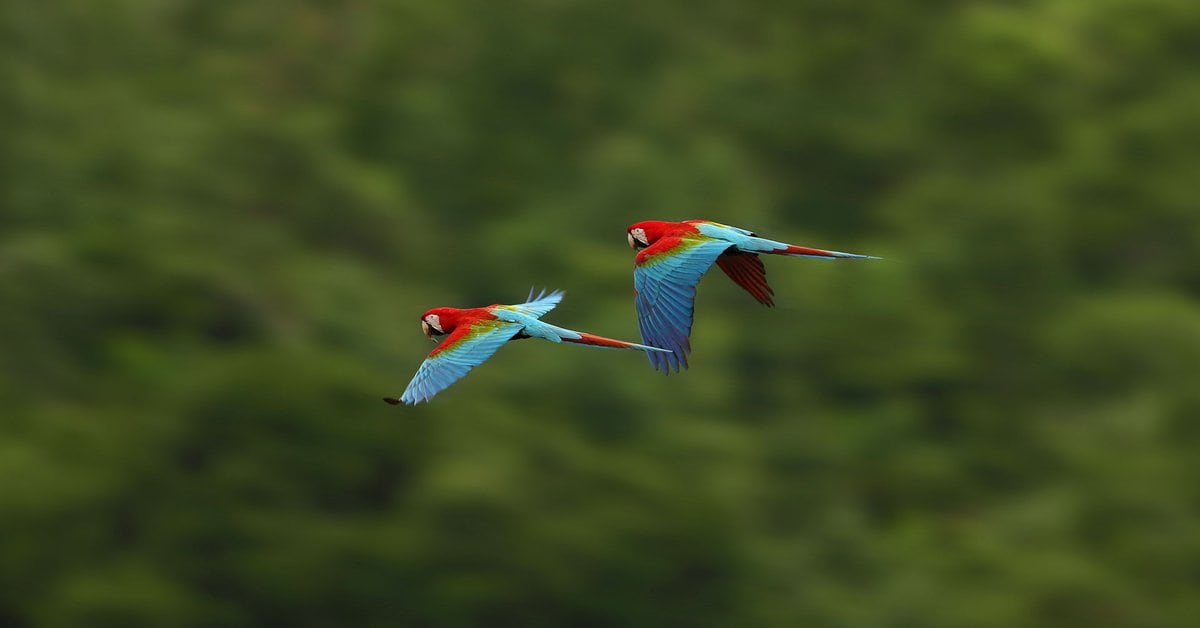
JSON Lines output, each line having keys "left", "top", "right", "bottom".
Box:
{"left": 627, "top": 219, "right": 879, "bottom": 373}
{"left": 388, "top": 289, "right": 669, "bottom": 404}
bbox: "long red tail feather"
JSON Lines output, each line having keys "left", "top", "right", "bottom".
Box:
{"left": 565, "top": 332, "right": 641, "bottom": 349}
{"left": 780, "top": 244, "right": 841, "bottom": 257}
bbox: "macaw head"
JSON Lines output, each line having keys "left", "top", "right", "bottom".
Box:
{"left": 627, "top": 221, "right": 672, "bottom": 251}
{"left": 419, "top": 308, "right": 459, "bottom": 340}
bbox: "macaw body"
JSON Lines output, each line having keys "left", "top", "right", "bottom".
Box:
{"left": 389, "top": 289, "right": 668, "bottom": 404}
{"left": 627, "top": 219, "right": 879, "bottom": 373}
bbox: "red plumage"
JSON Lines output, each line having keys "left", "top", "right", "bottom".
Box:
{"left": 566, "top": 332, "right": 645, "bottom": 350}
{"left": 779, "top": 243, "right": 844, "bottom": 258}
{"left": 715, "top": 253, "right": 774, "bottom": 306}
{"left": 420, "top": 307, "right": 496, "bottom": 356}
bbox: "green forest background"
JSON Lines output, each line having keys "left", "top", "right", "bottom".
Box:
{"left": 4, "top": 1, "right": 1200, "bottom": 626}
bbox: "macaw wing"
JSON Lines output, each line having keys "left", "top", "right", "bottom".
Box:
{"left": 634, "top": 236, "right": 732, "bottom": 372}
{"left": 397, "top": 318, "right": 523, "bottom": 404}
{"left": 715, "top": 252, "right": 775, "bottom": 307}
{"left": 504, "top": 288, "right": 564, "bottom": 319}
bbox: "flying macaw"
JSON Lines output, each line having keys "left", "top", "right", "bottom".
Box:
{"left": 627, "top": 219, "right": 880, "bottom": 373}
{"left": 387, "top": 289, "right": 670, "bottom": 404}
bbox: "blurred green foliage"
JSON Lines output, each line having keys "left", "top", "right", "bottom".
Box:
{"left": 3, "top": 0, "right": 1200, "bottom": 626}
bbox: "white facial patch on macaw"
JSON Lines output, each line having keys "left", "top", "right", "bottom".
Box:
{"left": 630, "top": 228, "right": 648, "bottom": 247}
{"left": 424, "top": 314, "right": 443, "bottom": 333}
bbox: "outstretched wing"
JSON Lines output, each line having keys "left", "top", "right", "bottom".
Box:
{"left": 395, "top": 318, "right": 523, "bottom": 404}
{"left": 634, "top": 235, "right": 732, "bottom": 373}
{"left": 715, "top": 252, "right": 774, "bottom": 306}
{"left": 505, "top": 288, "right": 565, "bottom": 319}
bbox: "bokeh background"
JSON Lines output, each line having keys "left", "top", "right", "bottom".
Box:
{"left": 4, "top": 1, "right": 1200, "bottom": 626}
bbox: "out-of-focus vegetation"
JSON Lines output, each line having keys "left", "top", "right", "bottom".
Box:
{"left": 3, "top": 1, "right": 1200, "bottom": 626}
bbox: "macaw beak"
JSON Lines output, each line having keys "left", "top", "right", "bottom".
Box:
{"left": 421, "top": 320, "right": 432, "bottom": 339}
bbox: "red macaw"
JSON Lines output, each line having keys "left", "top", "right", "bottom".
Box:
{"left": 627, "top": 219, "right": 880, "bottom": 373}
{"left": 387, "top": 289, "right": 669, "bottom": 404}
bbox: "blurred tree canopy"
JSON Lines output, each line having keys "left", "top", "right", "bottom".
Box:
{"left": 3, "top": 0, "right": 1200, "bottom": 626}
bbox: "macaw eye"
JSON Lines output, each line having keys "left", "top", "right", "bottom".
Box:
{"left": 424, "top": 314, "right": 443, "bottom": 333}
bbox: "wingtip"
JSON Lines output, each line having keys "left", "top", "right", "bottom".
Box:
{"left": 383, "top": 397, "right": 402, "bottom": 405}
{"left": 654, "top": 362, "right": 685, "bottom": 375}
{"left": 527, "top": 287, "right": 565, "bottom": 302}
{"left": 646, "top": 347, "right": 689, "bottom": 374}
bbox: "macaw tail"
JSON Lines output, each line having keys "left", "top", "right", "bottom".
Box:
{"left": 773, "top": 243, "right": 881, "bottom": 260}
{"left": 562, "top": 331, "right": 672, "bottom": 353}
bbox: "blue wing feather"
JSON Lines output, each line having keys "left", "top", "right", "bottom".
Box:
{"left": 398, "top": 319, "right": 522, "bottom": 404}
{"left": 634, "top": 237, "right": 731, "bottom": 373}
{"left": 506, "top": 288, "right": 564, "bottom": 319}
